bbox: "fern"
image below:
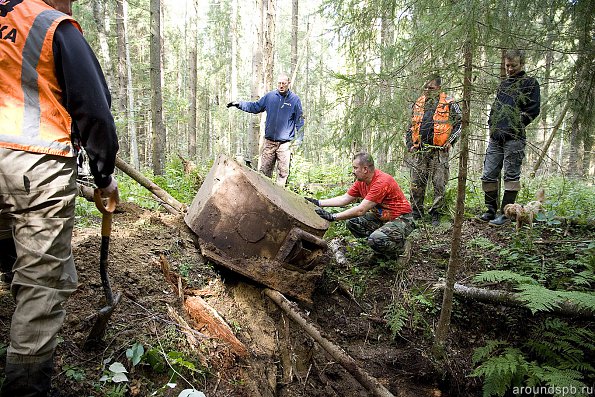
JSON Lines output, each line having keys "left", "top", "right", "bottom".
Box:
{"left": 384, "top": 304, "right": 408, "bottom": 339}
{"left": 556, "top": 290, "right": 595, "bottom": 313}
{"left": 526, "top": 319, "right": 595, "bottom": 374}
{"left": 474, "top": 270, "right": 537, "bottom": 285}
{"left": 471, "top": 345, "right": 529, "bottom": 397}
{"left": 515, "top": 284, "right": 564, "bottom": 314}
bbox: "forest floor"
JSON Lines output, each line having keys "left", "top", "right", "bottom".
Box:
{"left": 0, "top": 199, "right": 593, "bottom": 397}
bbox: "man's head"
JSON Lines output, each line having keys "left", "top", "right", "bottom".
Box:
{"left": 42, "top": 0, "right": 76, "bottom": 15}
{"left": 504, "top": 49, "right": 525, "bottom": 77}
{"left": 352, "top": 152, "right": 375, "bottom": 182}
{"left": 423, "top": 74, "right": 441, "bottom": 99}
{"left": 277, "top": 73, "right": 290, "bottom": 95}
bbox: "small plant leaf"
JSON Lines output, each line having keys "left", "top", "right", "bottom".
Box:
{"left": 111, "top": 372, "right": 129, "bottom": 383}
{"left": 178, "top": 390, "right": 206, "bottom": 397}
{"left": 109, "top": 362, "right": 128, "bottom": 374}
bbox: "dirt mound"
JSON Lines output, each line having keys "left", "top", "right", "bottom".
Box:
{"left": 0, "top": 203, "right": 490, "bottom": 397}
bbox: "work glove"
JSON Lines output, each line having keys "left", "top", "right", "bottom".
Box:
{"left": 226, "top": 101, "right": 240, "bottom": 109}
{"left": 305, "top": 197, "right": 320, "bottom": 206}
{"left": 315, "top": 208, "right": 336, "bottom": 222}
{"left": 98, "top": 176, "right": 120, "bottom": 204}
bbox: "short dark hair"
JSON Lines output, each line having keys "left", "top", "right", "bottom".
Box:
{"left": 504, "top": 49, "right": 526, "bottom": 64}
{"left": 426, "top": 74, "right": 441, "bottom": 87}
{"left": 353, "top": 152, "right": 374, "bottom": 169}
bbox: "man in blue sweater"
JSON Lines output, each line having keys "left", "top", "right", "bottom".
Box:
{"left": 227, "top": 73, "right": 304, "bottom": 186}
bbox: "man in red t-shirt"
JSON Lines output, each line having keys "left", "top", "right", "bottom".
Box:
{"left": 307, "top": 152, "right": 415, "bottom": 257}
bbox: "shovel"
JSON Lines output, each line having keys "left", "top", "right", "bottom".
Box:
{"left": 84, "top": 189, "right": 122, "bottom": 349}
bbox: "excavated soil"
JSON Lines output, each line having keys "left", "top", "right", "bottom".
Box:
{"left": 1, "top": 201, "right": 590, "bottom": 396}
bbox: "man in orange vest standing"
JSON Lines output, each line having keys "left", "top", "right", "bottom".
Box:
{"left": 405, "top": 75, "right": 462, "bottom": 225}
{"left": 0, "top": 0, "right": 119, "bottom": 395}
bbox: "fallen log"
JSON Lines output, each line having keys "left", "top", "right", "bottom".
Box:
{"left": 433, "top": 282, "right": 594, "bottom": 318}
{"left": 115, "top": 156, "right": 186, "bottom": 215}
{"left": 184, "top": 296, "right": 248, "bottom": 357}
{"left": 263, "top": 288, "right": 396, "bottom": 397}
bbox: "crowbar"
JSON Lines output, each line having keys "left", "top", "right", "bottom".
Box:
{"left": 84, "top": 189, "right": 122, "bottom": 348}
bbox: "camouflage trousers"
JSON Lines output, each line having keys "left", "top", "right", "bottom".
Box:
{"left": 408, "top": 149, "right": 449, "bottom": 216}
{"left": 346, "top": 212, "right": 415, "bottom": 257}
{"left": 260, "top": 139, "right": 292, "bottom": 186}
{"left": 0, "top": 148, "right": 78, "bottom": 364}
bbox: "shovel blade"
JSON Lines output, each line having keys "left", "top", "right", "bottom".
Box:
{"left": 83, "top": 292, "right": 122, "bottom": 349}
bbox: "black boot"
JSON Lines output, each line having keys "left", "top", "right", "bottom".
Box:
{"left": 1, "top": 358, "right": 53, "bottom": 397}
{"left": 0, "top": 238, "right": 16, "bottom": 283}
{"left": 489, "top": 190, "right": 518, "bottom": 227}
{"left": 478, "top": 191, "right": 498, "bottom": 222}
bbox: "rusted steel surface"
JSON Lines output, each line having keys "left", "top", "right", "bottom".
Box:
{"left": 184, "top": 154, "right": 329, "bottom": 302}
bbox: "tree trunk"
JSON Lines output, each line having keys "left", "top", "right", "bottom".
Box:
{"left": 92, "top": 0, "right": 114, "bottom": 91}
{"left": 115, "top": 0, "right": 128, "bottom": 162}
{"left": 435, "top": 40, "right": 473, "bottom": 346}
{"left": 531, "top": 102, "right": 570, "bottom": 176}
{"left": 433, "top": 282, "right": 594, "bottom": 319}
{"left": 290, "top": 0, "right": 298, "bottom": 77}
{"left": 248, "top": 0, "right": 264, "bottom": 166}
{"left": 187, "top": 0, "right": 198, "bottom": 160}
{"left": 150, "top": 0, "right": 167, "bottom": 175}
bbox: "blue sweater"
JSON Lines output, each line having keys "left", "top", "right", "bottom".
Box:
{"left": 239, "top": 90, "right": 304, "bottom": 142}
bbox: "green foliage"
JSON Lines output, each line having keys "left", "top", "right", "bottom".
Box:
{"left": 153, "top": 157, "right": 207, "bottom": 205}
{"left": 472, "top": 328, "right": 593, "bottom": 397}
{"left": 473, "top": 270, "right": 537, "bottom": 285}
{"left": 126, "top": 342, "right": 145, "bottom": 367}
{"left": 384, "top": 304, "right": 408, "bottom": 339}
{"left": 472, "top": 344, "right": 529, "bottom": 397}
{"left": 63, "top": 364, "right": 86, "bottom": 382}
{"left": 525, "top": 319, "right": 595, "bottom": 375}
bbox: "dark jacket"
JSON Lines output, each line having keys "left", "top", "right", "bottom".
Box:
{"left": 239, "top": 90, "right": 304, "bottom": 142}
{"left": 488, "top": 71, "right": 540, "bottom": 142}
{"left": 54, "top": 21, "right": 119, "bottom": 188}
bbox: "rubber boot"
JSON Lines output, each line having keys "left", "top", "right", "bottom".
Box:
{"left": 489, "top": 190, "right": 518, "bottom": 227}
{"left": 1, "top": 358, "right": 54, "bottom": 397}
{"left": 478, "top": 191, "right": 498, "bottom": 222}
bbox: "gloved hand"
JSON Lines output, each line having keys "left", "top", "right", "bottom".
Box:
{"left": 226, "top": 101, "right": 239, "bottom": 109}
{"left": 98, "top": 176, "right": 120, "bottom": 204}
{"left": 315, "top": 208, "right": 336, "bottom": 221}
{"left": 305, "top": 197, "right": 320, "bottom": 206}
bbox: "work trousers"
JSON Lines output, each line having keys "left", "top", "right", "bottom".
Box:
{"left": 408, "top": 149, "right": 449, "bottom": 215}
{"left": 0, "top": 148, "right": 78, "bottom": 365}
{"left": 346, "top": 212, "right": 415, "bottom": 257}
{"left": 260, "top": 139, "right": 292, "bottom": 186}
{"left": 481, "top": 138, "right": 526, "bottom": 192}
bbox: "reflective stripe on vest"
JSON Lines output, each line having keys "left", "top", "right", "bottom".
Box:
{"left": 0, "top": 2, "right": 78, "bottom": 157}
{"left": 410, "top": 92, "right": 453, "bottom": 147}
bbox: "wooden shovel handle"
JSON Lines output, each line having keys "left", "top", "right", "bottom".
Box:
{"left": 94, "top": 189, "right": 117, "bottom": 237}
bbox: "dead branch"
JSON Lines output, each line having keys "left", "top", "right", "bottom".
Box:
{"left": 434, "top": 282, "right": 594, "bottom": 319}
{"left": 115, "top": 156, "right": 186, "bottom": 215}
{"left": 264, "top": 288, "right": 396, "bottom": 397}
{"left": 77, "top": 184, "right": 95, "bottom": 202}
{"left": 328, "top": 238, "right": 349, "bottom": 268}
{"left": 184, "top": 296, "right": 248, "bottom": 357}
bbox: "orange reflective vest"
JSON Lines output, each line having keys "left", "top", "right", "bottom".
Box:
{"left": 0, "top": 0, "right": 82, "bottom": 157}
{"left": 410, "top": 92, "right": 453, "bottom": 147}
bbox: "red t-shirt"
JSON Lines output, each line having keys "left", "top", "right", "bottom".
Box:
{"left": 347, "top": 169, "right": 412, "bottom": 221}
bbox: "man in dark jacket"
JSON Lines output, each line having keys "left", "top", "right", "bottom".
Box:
{"left": 227, "top": 73, "right": 304, "bottom": 186}
{"left": 479, "top": 49, "right": 540, "bottom": 226}
{"left": 0, "top": 0, "right": 119, "bottom": 395}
